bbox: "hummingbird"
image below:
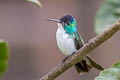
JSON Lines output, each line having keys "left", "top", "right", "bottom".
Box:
{"left": 47, "top": 15, "right": 104, "bottom": 74}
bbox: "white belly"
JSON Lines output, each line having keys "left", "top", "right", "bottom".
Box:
{"left": 56, "top": 23, "right": 77, "bottom": 56}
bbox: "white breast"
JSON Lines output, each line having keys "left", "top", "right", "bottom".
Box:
{"left": 56, "top": 23, "right": 77, "bottom": 56}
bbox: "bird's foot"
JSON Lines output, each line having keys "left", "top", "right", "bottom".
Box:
{"left": 62, "top": 52, "right": 76, "bottom": 63}
{"left": 62, "top": 56, "right": 69, "bottom": 63}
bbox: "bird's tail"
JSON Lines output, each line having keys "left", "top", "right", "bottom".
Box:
{"left": 74, "top": 56, "right": 104, "bottom": 74}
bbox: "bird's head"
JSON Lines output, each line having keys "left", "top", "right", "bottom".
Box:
{"left": 47, "top": 15, "right": 77, "bottom": 35}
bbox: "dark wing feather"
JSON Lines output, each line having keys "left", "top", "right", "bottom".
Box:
{"left": 74, "top": 32, "right": 84, "bottom": 50}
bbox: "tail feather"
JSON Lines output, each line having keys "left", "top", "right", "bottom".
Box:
{"left": 86, "top": 56, "right": 104, "bottom": 70}
{"left": 75, "top": 60, "right": 92, "bottom": 74}
{"left": 74, "top": 56, "right": 104, "bottom": 74}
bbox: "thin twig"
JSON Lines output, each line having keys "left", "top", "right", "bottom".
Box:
{"left": 39, "top": 19, "right": 120, "bottom": 80}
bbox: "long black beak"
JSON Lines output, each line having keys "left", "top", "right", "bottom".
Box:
{"left": 46, "top": 19, "right": 61, "bottom": 23}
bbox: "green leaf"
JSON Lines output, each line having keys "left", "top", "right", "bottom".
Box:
{"left": 95, "top": 62, "right": 120, "bottom": 80}
{"left": 95, "top": 0, "right": 120, "bottom": 34}
{"left": 26, "top": 0, "right": 42, "bottom": 8}
{"left": 0, "top": 40, "right": 8, "bottom": 77}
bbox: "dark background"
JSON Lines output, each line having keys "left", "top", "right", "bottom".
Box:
{"left": 0, "top": 0, "right": 120, "bottom": 80}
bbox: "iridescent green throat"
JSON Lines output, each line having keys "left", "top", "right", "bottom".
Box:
{"left": 64, "top": 19, "right": 77, "bottom": 35}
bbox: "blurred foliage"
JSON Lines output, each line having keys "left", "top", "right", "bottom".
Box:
{"left": 0, "top": 40, "right": 8, "bottom": 77}
{"left": 95, "top": 62, "right": 120, "bottom": 80}
{"left": 95, "top": 0, "right": 120, "bottom": 34}
{"left": 26, "top": 0, "right": 42, "bottom": 8}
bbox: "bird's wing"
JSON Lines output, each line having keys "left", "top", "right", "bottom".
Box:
{"left": 74, "top": 32, "right": 84, "bottom": 50}
{"left": 73, "top": 32, "right": 104, "bottom": 73}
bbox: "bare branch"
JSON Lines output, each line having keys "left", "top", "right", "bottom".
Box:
{"left": 39, "top": 19, "right": 120, "bottom": 80}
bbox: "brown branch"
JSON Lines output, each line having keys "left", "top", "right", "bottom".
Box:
{"left": 39, "top": 19, "right": 120, "bottom": 80}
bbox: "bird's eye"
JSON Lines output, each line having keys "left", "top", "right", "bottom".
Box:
{"left": 67, "top": 23, "right": 70, "bottom": 25}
